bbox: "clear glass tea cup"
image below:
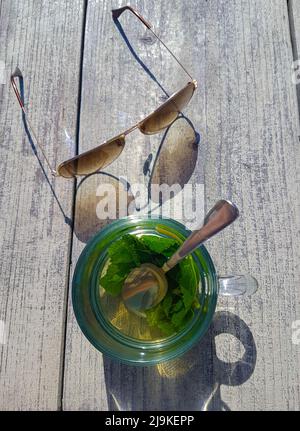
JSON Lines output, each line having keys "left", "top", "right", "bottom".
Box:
{"left": 72, "top": 216, "right": 257, "bottom": 365}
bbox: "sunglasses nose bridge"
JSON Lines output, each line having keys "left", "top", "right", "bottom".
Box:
{"left": 123, "top": 120, "right": 154, "bottom": 136}
{"left": 123, "top": 123, "right": 140, "bottom": 136}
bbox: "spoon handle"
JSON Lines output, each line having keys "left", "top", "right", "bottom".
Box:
{"left": 162, "top": 200, "right": 239, "bottom": 273}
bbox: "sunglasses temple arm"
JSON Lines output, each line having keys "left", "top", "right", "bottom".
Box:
{"left": 112, "top": 6, "right": 194, "bottom": 82}
{"left": 10, "top": 68, "right": 57, "bottom": 176}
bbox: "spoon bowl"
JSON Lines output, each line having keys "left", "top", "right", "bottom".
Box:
{"left": 122, "top": 263, "right": 167, "bottom": 317}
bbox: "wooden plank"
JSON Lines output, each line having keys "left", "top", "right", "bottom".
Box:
{"left": 203, "top": 0, "right": 300, "bottom": 411}
{"left": 0, "top": 0, "right": 84, "bottom": 410}
{"left": 63, "top": 0, "right": 204, "bottom": 411}
{"left": 63, "top": 0, "right": 300, "bottom": 411}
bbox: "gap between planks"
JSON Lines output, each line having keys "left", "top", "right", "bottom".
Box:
{"left": 58, "top": 0, "right": 89, "bottom": 411}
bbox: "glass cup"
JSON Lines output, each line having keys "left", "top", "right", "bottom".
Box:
{"left": 72, "top": 216, "right": 257, "bottom": 366}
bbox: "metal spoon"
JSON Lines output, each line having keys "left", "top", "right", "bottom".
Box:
{"left": 122, "top": 200, "right": 239, "bottom": 316}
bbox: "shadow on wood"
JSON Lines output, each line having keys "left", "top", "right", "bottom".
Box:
{"left": 103, "top": 311, "right": 256, "bottom": 411}
{"left": 73, "top": 115, "right": 200, "bottom": 243}
{"left": 74, "top": 172, "right": 135, "bottom": 243}
{"left": 14, "top": 72, "right": 73, "bottom": 227}
{"left": 147, "top": 115, "right": 200, "bottom": 205}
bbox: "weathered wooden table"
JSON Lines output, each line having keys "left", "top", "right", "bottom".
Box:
{"left": 1, "top": 0, "right": 300, "bottom": 411}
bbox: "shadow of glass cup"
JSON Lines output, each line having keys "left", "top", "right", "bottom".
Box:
{"left": 104, "top": 310, "right": 256, "bottom": 411}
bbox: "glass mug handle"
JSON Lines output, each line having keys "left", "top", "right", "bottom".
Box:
{"left": 218, "top": 275, "right": 258, "bottom": 297}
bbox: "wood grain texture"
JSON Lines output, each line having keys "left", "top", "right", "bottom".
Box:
{"left": 63, "top": 0, "right": 300, "bottom": 411}
{"left": 203, "top": 0, "right": 300, "bottom": 410}
{"left": 0, "top": 0, "right": 83, "bottom": 410}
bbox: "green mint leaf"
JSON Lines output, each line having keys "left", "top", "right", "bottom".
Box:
{"left": 162, "top": 293, "right": 173, "bottom": 317}
{"left": 178, "top": 258, "right": 198, "bottom": 309}
{"left": 108, "top": 234, "right": 141, "bottom": 266}
{"left": 166, "top": 265, "right": 181, "bottom": 285}
{"left": 145, "top": 303, "right": 176, "bottom": 336}
{"left": 100, "top": 271, "right": 127, "bottom": 296}
{"left": 157, "top": 320, "right": 176, "bottom": 336}
{"left": 141, "top": 235, "right": 179, "bottom": 255}
{"left": 171, "top": 299, "right": 189, "bottom": 328}
{"left": 100, "top": 261, "right": 135, "bottom": 296}
{"left": 145, "top": 303, "right": 164, "bottom": 327}
{"left": 180, "top": 309, "right": 195, "bottom": 328}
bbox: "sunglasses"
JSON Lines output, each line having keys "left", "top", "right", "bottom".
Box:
{"left": 11, "top": 5, "right": 197, "bottom": 179}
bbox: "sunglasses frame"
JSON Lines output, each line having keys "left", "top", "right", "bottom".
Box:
{"left": 11, "top": 4, "right": 197, "bottom": 178}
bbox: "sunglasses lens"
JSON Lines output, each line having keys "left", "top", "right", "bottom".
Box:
{"left": 57, "top": 136, "right": 125, "bottom": 178}
{"left": 139, "top": 82, "right": 195, "bottom": 135}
